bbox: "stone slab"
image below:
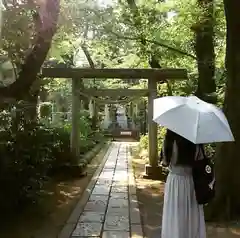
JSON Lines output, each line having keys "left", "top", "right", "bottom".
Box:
{"left": 107, "top": 207, "right": 129, "bottom": 216}
{"left": 99, "top": 172, "right": 114, "bottom": 179}
{"left": 92, "top": 185, "right": 111, "bottom": 195}
{"left": 112, "top": 180, "right": 128, "bottom": 186}
{"left": 111, "top": 186, "right": 128, "bottom": 193}
{"left": 84, "top": 195, "right": 108, "bottom": 212}
{"left": 109, "top": 198, "right": 129, "bottom": 209}
{"left": 96, "top": 178, "right": 113, "bottom": 186}
{"left": 115, "top": 168, "right": 128, "bottom": 172}
{"left": 89, "top": 194, "right": 109, "bottom": 201}
{"left": 102, "top": 231, "right": 130, "bottom": 238}
{"left": 78, "top": 211, "right": 105, "bottom": 223}
{"left": 113, "top": 178, "right": 128, "bottom": 183}
{"left": 131, "top": 225, "right": 143, "bottom": 238}
{"left": 71, "top": 222, "right": 102, "bottom": 237}
{"left": 110, "top": 192, "right": 128, "bottom": 199}
{"left": 114, "top": 172, "right": 128, "bottom": 177}
{"left": 104, "top": 214, "right": 129, "bottom": 231}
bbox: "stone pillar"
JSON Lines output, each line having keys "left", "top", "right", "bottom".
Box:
{"left": 51, "top": 102, "right": 57, "bottom": 123}
{"left": 135, "top": 103, "right": 140, "bottom": 130}
{"left": 144, "top": 78, "right": 162, "bottom": 179}
{"left": 102, "top": 104, "right": 110, "bottom": 129}
{"left": 123, "top": 105, "right": 128, "bottom": 129}
{"left": 131, "top": 103, "right": 135, "bottom": 129}
{"left": 80, "top": 100, "right": 84, "bottom": 110}
{"left": 71, "top": 78, "right": 81, "bottom": 164}
{"left": 67, "top": 97, "right": 72, "bottom": 122}
{"left": 67, "top": 110, "right": 71, "bottom": 122}
{"left": 143, "top": 101, "right": 147, "bottom": 135}
{"left": 128, "top": 102, "right": 134, "bottom": 129}
{"left": 89, "top": 99, "right": 98, "bottom": 130}
{"left": 118, "top": 105, "right": 128, "bottom": 129}
{"left": 135, "top": 103, "right": 139, "bottom": 116}
{"left": 89, "top": 99, "right": 94, "bottom": 118}
{"left": 52, "top": 92, "right": 61, "bottom": 124}
{"left": 52, "top": 103, "right": 61, "bottom": 125}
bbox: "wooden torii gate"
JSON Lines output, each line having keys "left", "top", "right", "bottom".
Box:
{"left": 42, "top": 67, "right": 187, "bottom": 178}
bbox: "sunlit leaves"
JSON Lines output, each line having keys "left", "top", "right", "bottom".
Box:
{"left": 47, "top": 0, "right": 226, "bottom": 97}
{"left": 1, "top": 1, "right": 35, "bottom": 64}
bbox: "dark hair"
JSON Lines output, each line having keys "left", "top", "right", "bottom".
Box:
{"left": 162, "top": 129, "right": 197, "bottom": 166}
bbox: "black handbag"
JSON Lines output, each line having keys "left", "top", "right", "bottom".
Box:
{"left": 192, "top": 146, "right": 215, "bottom": 205}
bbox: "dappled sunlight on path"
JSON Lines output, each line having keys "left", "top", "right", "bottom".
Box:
{"left": 59, "top": 142, "right": 144, "bottom": 238}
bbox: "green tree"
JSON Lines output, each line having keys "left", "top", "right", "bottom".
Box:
{"left": 193, "top": 0, "right": 216, "bottom": 101}
{"left": 210, "top": 0, "right": 240, "bottom": 220}
{"left": 0, "top": 0, "right": 60, "bottom": 100}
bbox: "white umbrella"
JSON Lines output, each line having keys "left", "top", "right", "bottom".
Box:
{"left": 153, "top": 95, "right": 234, "bottom": 144}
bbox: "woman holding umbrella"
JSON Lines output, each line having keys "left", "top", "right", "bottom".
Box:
{"left": 160, "top": 129, "right": 206, "bottom": 238}
{"left": 153, "top": 96, "right": 234, "bottom": 238}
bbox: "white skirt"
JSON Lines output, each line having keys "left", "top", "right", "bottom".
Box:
{"left": 161, "top": 166, "right": 206, "bottom": 238}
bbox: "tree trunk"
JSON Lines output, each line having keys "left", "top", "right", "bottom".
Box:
{"left": 193, "top": 0, "right": 216, "bottom": 102}
{"left": 209, "top": 0, "right": 240, "bottom": 220}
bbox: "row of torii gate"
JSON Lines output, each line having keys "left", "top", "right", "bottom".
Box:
{"left": 42, "top": 67, "right": 187, "bottom": 178}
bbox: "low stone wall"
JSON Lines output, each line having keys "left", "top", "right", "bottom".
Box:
{"left": 50, "top": 141, "right": 110, "bottom": 178}
{"left": 79, "top": 141, "right": 109, "bottom": 170}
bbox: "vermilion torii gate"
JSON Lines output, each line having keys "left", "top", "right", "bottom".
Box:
{"left": 42, "top": 67, "right": 187, "bottom": 178}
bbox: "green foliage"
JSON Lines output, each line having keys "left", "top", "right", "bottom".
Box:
{"left": 0, "top": 121, "right": 68, "bottom": 211}
{"left": 0, "top": 106, "right": 102, "bottom": 213}
{"left": 139, "top": 133, "right": 148, "bottom": 150}
{"left": 2, "top": 1, "right": 35, "bottom": 65}
{"left": 51, "top": 0, "right": 226, "bottom": 98}
{"left": 62, "top": 110, "right": 96, "bottom": 151}
{"left": 39, "top": 102, "right": 53, "bottom": 118}
{"left": 1, "top": 0, "right": 227, "bottom": 215}
{"left": 205, "top": 144, "right": 216, "bottom": 159}
{"left": 140, "top": 127, "right": 167, "bottom": 152}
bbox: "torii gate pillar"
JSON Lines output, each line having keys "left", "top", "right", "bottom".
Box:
{"left": 144, "top": 78, "right": 162, "bottom": 179}
{"left": 71, "top": 78, "right": 81, "bottom": 164}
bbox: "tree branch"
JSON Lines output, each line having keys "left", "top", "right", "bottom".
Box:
{"left": 81, "top": 23, "right": 95, "bottom": 69}
{"left": 0, "top": 0, "right": 60, "bottom": 100}
{"left": 81, "top": 44, "right": 95, "bottom": 69}
{"left": 83, "top": 8, "right": 196, "bottom": 59}
{"left": 108, "top": 29, "right": 197, "bottom": 59}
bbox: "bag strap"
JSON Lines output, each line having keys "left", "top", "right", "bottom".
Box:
{"left": 194, "top": 145, "right": 205, "bottom": 161}
{"left": 194, "top": 146, "right": 200, "bottom": 161}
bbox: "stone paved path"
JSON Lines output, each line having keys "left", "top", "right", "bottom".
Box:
{"left": 59, "top": 142, "right": 143, "bottom": 238}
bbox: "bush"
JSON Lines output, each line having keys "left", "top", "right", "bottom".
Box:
{"left": 0, "top": 121, "right": 75, "bottom": 211}
{"left": 0, "top": 108, "right": 102, "bottom": 213}
{"left": 139, "top": 133, "right": 148, "bottom": 150}
{"left": 62, "top": 111, "right": 104, "bottom": 154}
{"left": 139, "top": 127, "right": 166, "bottom": 152}
{"left": 39, "top": 102, "right": 52, "bottom": 118}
